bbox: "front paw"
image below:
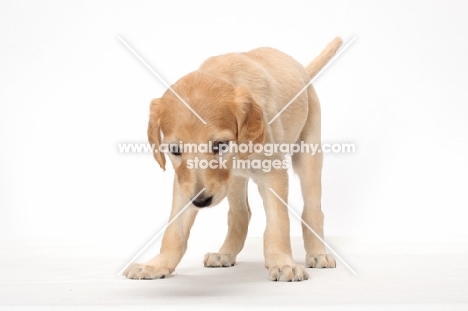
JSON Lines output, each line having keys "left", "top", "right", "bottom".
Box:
{"left": 268, "top": 264, "right": 309, "bottom": 282}
{"left": 306, "top": 254, "right": 336, "bottom": 268}
{"left": 203, "top": 253, "right": 236, "bottom": 267}
{"left": 123, "top": 263, "right": 174, "bottom": 280}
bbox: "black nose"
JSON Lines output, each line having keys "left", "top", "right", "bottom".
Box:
{"left": 192, "top": 196, "right": 213, "bottom": 208}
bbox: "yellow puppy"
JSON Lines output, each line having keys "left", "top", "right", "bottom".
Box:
{"left": 124, "top": 38, "right": 342, "bottom": 282}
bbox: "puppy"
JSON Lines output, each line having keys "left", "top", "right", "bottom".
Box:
{"left": 124, "top": 38, "right": 342, "bottom": 282}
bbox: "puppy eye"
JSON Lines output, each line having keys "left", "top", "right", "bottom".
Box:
{"left": 170, "top": 144, "right": 182, "bottom": 156}
{"left": 212, "top": 141, "right": 229, "bottom": 155}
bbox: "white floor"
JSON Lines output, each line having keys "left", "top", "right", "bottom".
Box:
{"left": 1, "top": 236, "right": 467, "bottom": 310}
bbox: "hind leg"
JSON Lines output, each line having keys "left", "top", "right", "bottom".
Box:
{"left": 292, "top": 86, "right": 335, "bottom": 268}
{"left": 204, "top": 176, "right": 251, "bottom": 267}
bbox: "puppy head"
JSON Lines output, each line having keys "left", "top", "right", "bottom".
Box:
{"left": 148, "top": 72, "right": 265, "bottom": 207}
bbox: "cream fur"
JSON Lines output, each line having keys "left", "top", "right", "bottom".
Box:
{"left": 124, "top": 38, "right": 342, "bottom": 282}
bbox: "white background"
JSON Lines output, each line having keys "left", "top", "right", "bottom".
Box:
{"left": 1, "top": 0, "right": 468, "bottom": 248}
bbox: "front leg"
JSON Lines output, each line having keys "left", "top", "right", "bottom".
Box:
{"left": 256, "top": 168, "right": 309, "bottom": 282}
{"left": 124, "top": 181, "right": 198, "bottom": 279}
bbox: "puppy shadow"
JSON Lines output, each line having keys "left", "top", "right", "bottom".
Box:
{"left": 118, "top": 261, "right": 268, "bottom": 299}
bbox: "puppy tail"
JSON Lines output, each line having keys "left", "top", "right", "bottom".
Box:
{"left": 305, "top": 37, "right": 343, "bottom": 79}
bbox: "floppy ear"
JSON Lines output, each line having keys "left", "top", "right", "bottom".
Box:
{"left": 234, "top": 87, "right": 265, "bottom": 159}
{"left": 148, "top": 98, "right": 166, "bottom": 170}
